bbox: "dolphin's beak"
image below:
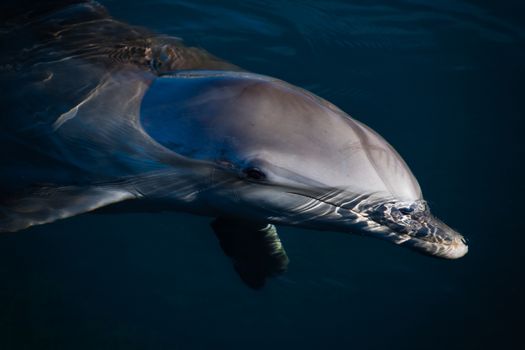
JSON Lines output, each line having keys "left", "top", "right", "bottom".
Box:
{"left": 400, "top": 217, "right": 468, "bottom": 259}
{"left": 365, "top": 201, "right": 468, "bottom": 259}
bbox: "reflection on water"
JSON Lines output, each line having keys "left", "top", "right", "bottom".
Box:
{"left": 1, "top": 1, "right": 524, "bottom": 349}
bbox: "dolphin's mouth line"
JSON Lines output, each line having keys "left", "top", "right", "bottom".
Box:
{"left": 393, "top": 232, "right": 468, "bottom": 259}
{"left": 285, "top": 190, "right": 468, "bottom": 259}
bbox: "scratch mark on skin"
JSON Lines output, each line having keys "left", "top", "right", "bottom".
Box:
{"left": 42, "top": 72, "right": 53, "bottom": 82}
{"left": 52, "top": 81, "right": 106, "bottom": 131}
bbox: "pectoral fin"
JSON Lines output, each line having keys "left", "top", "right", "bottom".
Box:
{"left": 211, "top": 217, "right": 289, "bottom": 289}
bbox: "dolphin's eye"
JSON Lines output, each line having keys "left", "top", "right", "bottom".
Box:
{"left": 243, "top": 167, "right": 266, "bottom": 180}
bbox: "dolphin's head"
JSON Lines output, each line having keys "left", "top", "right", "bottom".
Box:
{"left": 140, "top": 71, "right": 467, "bottom": 259}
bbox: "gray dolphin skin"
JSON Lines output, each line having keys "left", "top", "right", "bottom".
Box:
{"left": 0, "top": 1, "right": 467, "bottom": 288}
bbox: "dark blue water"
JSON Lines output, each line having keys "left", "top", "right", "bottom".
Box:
{"left": 1, "top": 1, "right": 524, "bottom": 349}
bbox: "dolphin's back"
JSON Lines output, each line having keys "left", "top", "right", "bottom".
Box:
{"left": 0, "top": 0, "right": 234, "bottom": 131}
{"left": 0, "top": 0, "right": 236, "bottom": 188}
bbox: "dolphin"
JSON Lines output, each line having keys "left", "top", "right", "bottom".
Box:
{"left": 0, "top": 1, "right": 467, "bottom": 288}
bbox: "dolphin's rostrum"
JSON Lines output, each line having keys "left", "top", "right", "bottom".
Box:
{"left": 0, "top": 1, "right": 467, "bottom": 288}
